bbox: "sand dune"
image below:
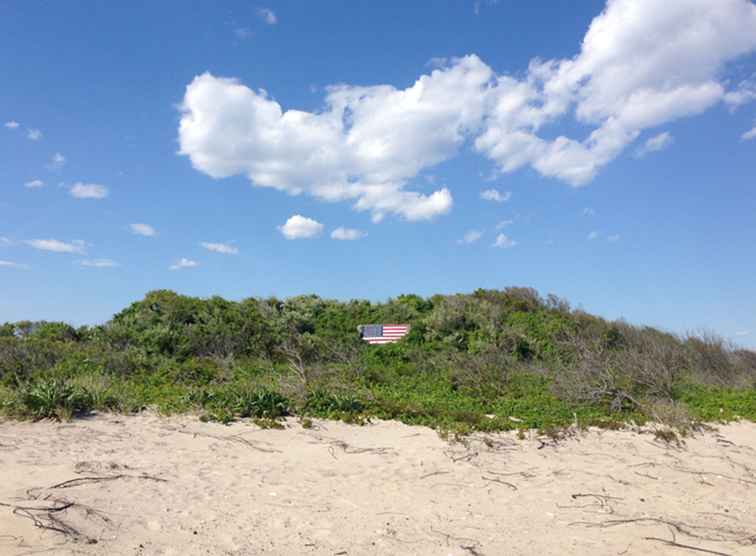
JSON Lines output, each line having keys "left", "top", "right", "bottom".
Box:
{"left": 1, "top": 414, "right": 755, "bottom": 555}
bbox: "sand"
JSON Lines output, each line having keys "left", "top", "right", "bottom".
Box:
{"left": 1, "top": 414, "right": 755, "bottom": 556}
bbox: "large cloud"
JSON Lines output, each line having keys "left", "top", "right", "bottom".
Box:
{"left": 178, "top": 0, "right": 756, "bottom": 214}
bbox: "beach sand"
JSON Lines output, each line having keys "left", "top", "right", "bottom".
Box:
{"left": 1, "top": 414, "right": 755, "bottom": 555}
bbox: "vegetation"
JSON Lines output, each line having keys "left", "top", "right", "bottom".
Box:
{"left": 1, "top": 288, "right": 754, "bottom": 435}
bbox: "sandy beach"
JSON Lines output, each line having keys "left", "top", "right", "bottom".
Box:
{"left": 1, "top": 415, "right": 755, "bottom": 556}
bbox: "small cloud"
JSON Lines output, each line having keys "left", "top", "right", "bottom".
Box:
{"left": 457, "top": 230, "right": 483, "bottom": 245}
{"left": 4, "top": 121, "right": 20, "bottom": 129}
{"left": 257, "top": 7, "right": 277, "bottom": 24}
{"left": 48, "top": 152, "right": 66, "bottom": 169}
{"left": 0, "top": 260, "right": 29, "bottom": 269}
{"left": 25, "top": 239, "right": 87, "bottom": 254}
{"left": 79, "top": 259, "right": 118, "bottom": 268}
{"left": 170, "top": 258, "right": 199, "bottom": 271}
{"left": 426, "top": 57, "right": 450, "bottom": 69}
{"left": 234, "top": 27, "right": 253, "bottom": 40}
{"left": 582, "top": 207, "right": 596, "bottom": 216}
{"left": 724, "top": 78, "right": 756, "bottom": 110}
{"left": 24, "top": 179, "right": 45, "bottom": 189}
{"left": 492, "top": 233, "right": 517, "bottom": 249}
{"left": 495, "top": 219, "right": 514, "bottom": 229}
{"left": 26, "top": 128, "right": 43, "bottom": 141}
{"left": 735, "top": 330, "right": 751, "bottom": 337}
{"left": 635, "top": 131, "right": 674, "bottom": 158}
{"left": 70, "top": 182, "right": 108, "bottom": 200}
{"left": 480, "top": 188, "right": 511, "bottom": 203}
{"left": 331, "top": 227, "right": 366, "bottom": 241}
{"left": 279, "top": 214, "right": 323, "bottom": 240}
{"left": 130, "top": 223, "right": 156, "bottom": 237}
{"left": 741, "top": 123, "right": 756, "bottom": 141}
{"left": 607, "top": 234, "right": 621, "bottom": 242}
{"left": 587, "top": 231, "right": 600, "bottom": 240}
{"left": 0, "top": 236, "right": 12, "bottom": 246}
{"left": 201, "top": 241, "right": 239, "bottom": 254}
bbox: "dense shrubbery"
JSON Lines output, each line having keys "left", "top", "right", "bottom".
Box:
{"left": 1, "top": 288, "right": 754, "bottom": 433}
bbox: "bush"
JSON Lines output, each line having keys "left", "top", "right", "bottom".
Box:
{"left": 12, "top": 378, "right": 94, "bottom": 420}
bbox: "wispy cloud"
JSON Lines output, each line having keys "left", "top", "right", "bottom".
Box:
{"left": 458, "top": 230, "right": 483, "bottom": 245}
{"left": 25, "top": 239, "right": 87, "bottom": 254}
{"left": 607, "top": 234, "right": 621, "bottom": 242}
{"left": 49, "top": 152, "right": 66, "bottom": 169}
{"left": 201, "top": 241, "right": 239, "bottom": 254}
{"left": 26, "top": 128, "right": 42, "bottom": 141}
{"left": 635, "top": 131, "right": 674, "bottom": 158}
{"left": 480, "top": 189, "right": 511, "bottom": 203}
{"left": 582, "top": 207, "right": 596, "bottom": 216}
{"left": 257, "top": 7, "right": 277, "bottom": 24}
{"left": 588, "top": 231, "right": 600, "bottom": 240}
{"left": 234, "top": 27, "right": 253, "bottom": 40}
{"left": 70, "top": 182, "right": 108, "bottom": 200}
{"left": 279, "top": 215, "right": 323, "bottom": 239}
{"left": 331, "top": 227, "right": 366, "bottom": 241}
{"left": 170, "top": 258, "right": 199, "bottom": 271}
{"left": 735, "top": 330, "right": 750, "bottom": 337}
{"left": 492, "top": 233, "right": 517, "bottom": 248}
{"left": 495, "top": 219, "right": 513, "bottom": 229}
{"left": 742, "top": 123, "right": 756, "bottom": 141}
{"left": 24, "top": 179, "right": 45, "bottom": 189}
{"left": 0, "top": 260, "right": 29, "bottom": 269}
{"left": 4, "top": 121, "right": 20, "bottom": 129}
{"left": 79, "top": 259, "right": 118, "bottom": 268}
{"left": 130, "top": 223, "right": 156, "bottom": 237}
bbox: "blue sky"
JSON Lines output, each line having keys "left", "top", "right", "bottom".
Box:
{"left": 2, "top": 0, "right": 756, "bottom": 348}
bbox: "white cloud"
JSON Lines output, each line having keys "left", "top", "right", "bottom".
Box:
{"left": 201, "top": 241, "right": 239, "bottom": 254}
{"left": 70, "top": 182, "right": 108, "bottom": 200}
{"left": 4, "top": 121, "right": 19, "bottom": 129}
{"left": 724, "top": 77, "right": 756, "bottom": 109}
{"left": 49, "top": 152, "right": 66, "bottom": 169}
{"left": 735, "top": 330, "right": 751, "bottom": 336}
{"left": 742, "top": 123, "right": 756, "bottom": 141}
{"left": 330, "top": 227, "right": 366, "bottom": 240}
{"left": 178, "top": 0, "right": 756, "bottom": 213}
{"left": 635, "top": 131, "right": 674, "bottom": 158}
{"left": 26, "top": 128, "right": 42, "bottom": 141}
{"left": 278, "top": 215, "right": 323, "bottom": 239}
{"left": 492, "top": 233, "right": 517, "bottom": 248}
{"left": 607, "top": 234, "right": 621, "bottom": 242}
{"left": 480, "top": 188, "right": 511, "bottom": 203}
{"left": 582, "top": 207, "right": 596, "bottom": 216}
{"left": 0, "top": 260, "right": 28, "bottom": 269}
{"left": 130, "top": 223, "right": 156, "bottom": 237}
{"left": 79, "top": 259, "right": 118, "bottom": 268}
{"left": 0, "top": 236, "right": 12, "bottom": 246}
{"left": 25, "top": 239, "right": 87, "bottom": 254}
{"left": 495, "top": 219, "right": 514, "bottom": 229}
{"left": 170, "top": 258, "right": 199, "bottom": 270}
{"left": 458, "top": 230, "right": 483, "bottom": 244}
{"left": 24, "top": 179, "right": 45, "bottom": 189}
{"left": 588, "top": 231, "right": 600, "bottom": 240}
{"left": 257, "top": 7, "right": 277, "bottom": 24}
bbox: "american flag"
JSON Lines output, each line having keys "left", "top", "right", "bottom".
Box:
{"left": 359, "top": 324, "right": 410, "bottom": 344}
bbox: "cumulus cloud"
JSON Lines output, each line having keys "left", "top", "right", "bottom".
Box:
{"left": 201, "top": 241, "right": 239, "bottom": 254}
{"left": 480, "top": 188, "right": 511, "bottom": 203}
{"left": 0, "top": 260, "right": 28, "bottom": 269}
{"left": 257, "top": 7, "right": 277, "bottom": 24}
{"left": 79, "top": 259, "right": 118, "bottom": 268}
{"left": 70, "top": 182, "right": 108, "bottom": 199}
{"left": 24, "top": 179, "right": 45, "bottom": 189}
{"left": 458, "top": 230, "right": 483, "bottom": 244}
{"left": 492, "top": 233, "right": 517, "bottom": 248}
{"left": 49, "top": 152, "right": 66, "bottom": 169}
{"left": 742, "top": 122, "right": 756, "bottom": 141}
{"left": 4, "top": 121, "right": 20, "bottom": 129}
{"left": 279, "top": 215, "right": 323, "bottom": 239}
{"left": 130, "top": 223, "right": 156, "bottom": 237}
{"left": 330, "top": 227, "right": 366, "bottom": 240}
{"left": 178, "top": 0, "right": 756, "bottom": 215}
{"left": 635, "top": 131, "right": 674, "bottom": 158}
{"left": 25, "top": 239, "right": 87, "bottom": 254}
{"left": 26, "top": 128, "right": 42, "bottom": 141}
{"left": 170, "top": 258, "right": 199, "bottom": 270}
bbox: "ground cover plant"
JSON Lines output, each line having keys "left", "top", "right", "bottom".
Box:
{"left": 1, "top": 288, "right": 754, "bottom": 435}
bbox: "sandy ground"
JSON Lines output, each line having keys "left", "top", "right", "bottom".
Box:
{"left": 1, "top": 415, "right": 755, "bottom": 556}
